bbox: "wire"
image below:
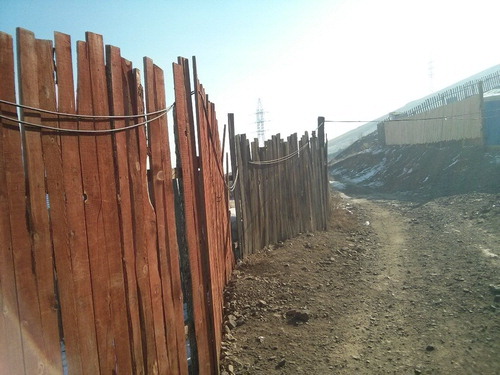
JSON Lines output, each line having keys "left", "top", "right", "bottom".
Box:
{"left": 248, "top": 140, "right": 312, "bottom": 166}
{"left": 228, "top": 168, "right": 239, "bottom": 192}
{"left": 0, "top": 98, "right": 171, "bottom": 120}
{"left": 0, "top": 110, "right": 170, "bottom": 134}
{"left": 246, "top": 120, "right": 325, "bottom": 166}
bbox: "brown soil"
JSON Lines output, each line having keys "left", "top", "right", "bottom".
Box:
{"left": 219, "top": 192, "right": 500, "bottom": 374}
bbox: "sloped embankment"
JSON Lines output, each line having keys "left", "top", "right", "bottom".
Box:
{"left": 329, "top": 132, "right": 500, "bottom": 200}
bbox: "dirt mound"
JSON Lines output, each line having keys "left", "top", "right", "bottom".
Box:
{"left": 329, "top": 132, "right": 500, "bottom": 200}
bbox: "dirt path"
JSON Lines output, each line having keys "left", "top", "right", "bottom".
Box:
{"left": 220, "top": 193, "right": 500, "bottom": 374}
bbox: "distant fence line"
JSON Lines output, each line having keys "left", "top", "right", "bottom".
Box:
{"left": 380, "top": 92, "right": 484, "bottom": 145}
{"left": 229, "top": 117, "right": 329, "bottom": 258}
{"left": 394, "top": 72, "right": 500, "bottom": 118}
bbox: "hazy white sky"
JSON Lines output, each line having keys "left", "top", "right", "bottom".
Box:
{"left": 2, "top": 0, "right": 500, "bottom": 140}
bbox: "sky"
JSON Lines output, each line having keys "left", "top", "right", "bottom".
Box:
{"left": 2, "top": 0, "right": 500, "bottom": 142}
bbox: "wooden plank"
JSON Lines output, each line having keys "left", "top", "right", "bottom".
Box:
{"left": 3, "top": 31, "right": 42, "bottom": 375}
{"left": 76, "top": 39, "right": 115, "bottom": 374}
{"left": 85, "top": 32, "right": 133, "bottom": 374}
{"left": 151, "top": 62, "right": 189, "bottom": 375}
{"left": 54, "top": 32, "right": 100, "bottom": 375}
{"left": 250, "top": 139, "right": 261, "bottom": 250}
{"left": 145, "top": 57, "right": 185, "bottom": 374}
{"left": 36, "top": 37, "right": 84, "bottom": 375}
{"left": 106, "top": 46, "right": 145, "bottom": 375}
{"left": 303, "top": 132, "right": 314, "bottom": 232}
{"left": 194, "top": 85, "right": 218, "bottom": 365}
{"left": 286, "top": 135, "right": 294, "bottom": 236}
{"left": 173, "top": 60, "right": 213, "bottom": 375}
{"left": 195, "top": 82, "right": 228, "bottom": 369}
{"left": 128, "top": 67, "right": 159, "bottom": 375}
{"left": 290, "top": 133, "right": 299, "bottom": 235}
{"left": 318, "top": 117, "right": 327, "bottom": 230}
{"left": 0, "top": 31, "right": 25, "bottom": 375}
{"left": 236, "top": 135, "right": 251, "bottom": 255}
{"left": 259, "top": 145, "right": 270, "bottom": 247}
{"left": 227, "top": 114, "right": 243, "bottom": 259}
{"left": 17, "top": 27, "right": 63, "bottom": 374}
{"left": 283, "top": 138, "right": 291, "bottom": 239}
{"left": 190, "top": 66, "right": 218, "bottom": 373}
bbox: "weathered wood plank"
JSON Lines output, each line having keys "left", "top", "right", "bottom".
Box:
{"left": 152, "top": 61, "right": 189, "bottom": 374}
{"left": 36, "top": 36, "right": 84, "bottom": 375}
{"left": 85, "top": 32, "right": 133, "bottom": 374}
{"left": 228, "top": 114, "right": 244, "bottom": 259}
{"left": 0, "top": 31, "right": 25, "bottom": 375}
{"left": 144, "top": 57, "right": 181, "bottom": 374}
{"left": 54, "top": 32, "right": 100, "bottom": 375}
{"left": 128, "top": 67, "right": 159, "bottom": 375}
{"left": 17, "top": 27, "right": 62, "bottom": 374}
{"left": 76, "top": 39, "right": 115, "bottom": 374}
{"left": 106, "top": 46, "right": 145, "bottom": 375}
{"left": 173, "top": 60, "right": 213, "bottom": 375}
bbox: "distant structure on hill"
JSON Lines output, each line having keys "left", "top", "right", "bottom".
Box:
{"left": 328, "top": 64, "right": 500, "bottom": 157}
{"left": 256, "top": 98, "right": 266, "bottom": 145}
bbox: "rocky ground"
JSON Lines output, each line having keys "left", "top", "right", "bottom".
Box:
{"left": 219, "top": 192, "right": 500, "bottom": 374}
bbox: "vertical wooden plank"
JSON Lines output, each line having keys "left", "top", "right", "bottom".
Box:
{"left": 250, "top": 139, "right": 261, "bottom": 250}
{"left": 228, "top": 114, "right": 243, "bottom": 259}
{"left": 143, "top": 59, "right": 172, "bottom": 375}
{"left": 0, "top": 31, "right": 25, "bottom": 375}
{"left": 54, "top": 32, "right": 100, "bottom": 375}
{"left": 36, "top": 37, "right": 84, "bottom": 375}
{"left": 128, "top": 67, "right": 160, "bottom": 375}
{"left": 194, "top": 85, "right": 218, "bottom": 366}
{"left": 290, "top": 133, "right": 299, "bottom": 235}
{"left": 236, "top": 135, "right": 251, "bottom": 255}
{"left": 195, "top": 81, "right": 231, "bottom": 370}
{"left": 145, "top": 57, "right": 188, "bottom": 374}
{"left": 17, "top": 27, "right": 63, "bottom": 374}
{"left": 76, "top": 39, "right": 115, "bottom": 375}
{"left": 106, "top": 46, "right": 145, "bottom": 375}
{"left": 191, "top": 65, "right": 219, "bottom": 373}
{"left": 153, "top": 63, "right": 189, "bottom": 375}
{"left": 318, "top": 116, "right": 327, "bottom": 230}
{"left": 173, "top": 60, "right": 213, "bottom": 375}
{"left": 259, "top": 145, "right": 270, "bottom": 247}
{"left": 283, "top": 138, "right": 291, "bottom": 239}
{"left": 85, "top": 32, "right": 133, "bottom": 374}
{"left": 3, "top": 31, "right": 41, "bottom": 375}
{"left": 303, "top": 132, "right": 314, "bottom": 232}
{"left": 286, "top": 135, "right": 294, "bottom": 236}
{"left": 264, "top": 138, "right": 275, "bottom": 245}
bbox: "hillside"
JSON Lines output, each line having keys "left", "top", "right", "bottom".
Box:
{"left": 327, "top": 122, "right": 378, "bottom": 157}
{"left": 329, "top": 132, "right": 500, "bottom": 201}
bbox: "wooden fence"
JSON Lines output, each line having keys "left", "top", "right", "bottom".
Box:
{"left": 0, "top": 28, "right": 233, "bottom": 375}
{"left": 394, "top": 75, "right": 499, "bottom": 118}
{"left": 380, "top": 86, "right": 484, "bottom": 145}
{"left": 229, "top": 117, "right": 329, "bottom": 257}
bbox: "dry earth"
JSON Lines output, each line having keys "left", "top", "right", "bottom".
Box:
{"left": 219, "top": 192, "right": 500, "bottom": 374}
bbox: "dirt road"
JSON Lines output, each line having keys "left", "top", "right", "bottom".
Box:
{"left": 220, "top": 193, "right": 500, "bottom": 374}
